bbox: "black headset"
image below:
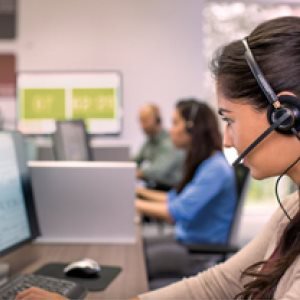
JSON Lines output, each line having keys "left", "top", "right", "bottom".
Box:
{"left": 185, "top": 102, "right": 200, "bottom": 134}
{"left": 149, "top": 105, "right": 161, "bottom": 125}
{"left": 242, "top": 38, "right": 300, "bottom": 137}
{"left": 233, "top": 38, "right": 300, "bottom": 166}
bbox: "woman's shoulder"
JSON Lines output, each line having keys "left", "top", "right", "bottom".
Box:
{"left": 274, "top": 191, "right": 299, "bottom": 221}
{"left": 285, "top": 191, "right": 299, "bottom": 211}
{"left": 268, "top": 191, "right": 299, "bottom": 239}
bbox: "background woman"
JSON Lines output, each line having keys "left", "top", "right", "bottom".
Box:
{"left": 136, "top": 98, "right": 237, "bottom": 245}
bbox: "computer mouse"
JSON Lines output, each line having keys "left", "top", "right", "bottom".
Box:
{"left": 63, "top": 258, "right": 101, "bottom": 278}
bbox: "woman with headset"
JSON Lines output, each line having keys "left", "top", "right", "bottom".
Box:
{"left": 16, "top": 16, "right": 300, "bottom": 300}
{"left": 136, "top": 99, "right": 237, "bottom": 285}
{"left": 133, "top": 16, "right": 300, "bottom": 300}
{"left": 136, "top": 99, "right": 237, "bottom": 246}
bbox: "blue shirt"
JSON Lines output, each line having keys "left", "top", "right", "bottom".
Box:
{"left": 167, "top": 151, "right": 237, "bottom": 244}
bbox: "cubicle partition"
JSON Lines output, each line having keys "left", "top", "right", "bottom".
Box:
{"left": 36, "top": 140, "right": 130, "bottom": 162}
{"left": 29, "top": 161, "right": 136, "bottom": 244}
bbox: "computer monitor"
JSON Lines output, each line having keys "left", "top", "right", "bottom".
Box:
{"left": 53, "top": 120, "right": 92, "bottom": 161}
{"left": 0, "top": 131, "right": 39, "bottom": 257}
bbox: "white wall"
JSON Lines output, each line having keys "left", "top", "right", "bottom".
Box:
{"left": 0, "top": 0, "right": 205, "bottom": 154}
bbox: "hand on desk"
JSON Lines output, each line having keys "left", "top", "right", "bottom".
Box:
{"left": 16, "top": 287, "right": 67, "bottom": 300}
{"left": 136, "top": 186, "right": 147, "bottom": 197}
{"left": 136, "top": 169, "right": 144, "bottom": 179}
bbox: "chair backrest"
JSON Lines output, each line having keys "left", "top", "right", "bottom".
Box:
{"left": 227, "top": 164, "right": 251, "bottom": 246}
{"left": 53, "top": 120, "right": 92, "bottom": 161}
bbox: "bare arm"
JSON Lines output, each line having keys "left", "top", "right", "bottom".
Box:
{"left": 136, "top": 169, "right": 144, "bottom": 179}
{"left": 136, "top": 187, "right": 167, "bottom": 203}
{"left": 136, "top": 199, "right": 173, "bottom": 223}
{"left": 16, "top": 287, "right": 66, "bottom": 300}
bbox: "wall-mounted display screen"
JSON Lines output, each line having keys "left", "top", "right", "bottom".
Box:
{"left": 17, "top": 71, "right": 122, "bottom": 135}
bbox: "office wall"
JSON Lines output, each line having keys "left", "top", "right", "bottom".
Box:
{"left": 0, "top": 0, "right": 205, "bottom": 154}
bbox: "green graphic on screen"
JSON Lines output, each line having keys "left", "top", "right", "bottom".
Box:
{"left": 21, "top": 89, "right": 66, "bottom": 119}
{"left": 72, "top": 88, "right": 116, "bottom": 119}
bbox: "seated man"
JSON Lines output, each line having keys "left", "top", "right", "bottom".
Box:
{"left": 135, "top": 104, "right": 184, "bottom": 190}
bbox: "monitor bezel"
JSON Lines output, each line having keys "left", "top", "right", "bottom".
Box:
{"left": 0, "top": 130, "right": 40, "bottom": 257}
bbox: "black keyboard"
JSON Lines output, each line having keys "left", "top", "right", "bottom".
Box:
{"left": 0, "top": 274, "right": 87, "bottom": 300}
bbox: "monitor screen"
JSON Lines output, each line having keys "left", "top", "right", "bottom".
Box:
{"left": 17, "top": 71, "right": 122, "bottom": 135}
{"left": 0, "top": 132, "right": 39, "bottom": 255}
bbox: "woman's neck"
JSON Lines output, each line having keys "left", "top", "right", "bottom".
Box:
{"left": 288, "top": 159, "right": 300, "bottom": 186}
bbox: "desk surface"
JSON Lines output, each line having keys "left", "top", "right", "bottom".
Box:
{"left": 5, "top": 241, "right": 148, "bottom": 299}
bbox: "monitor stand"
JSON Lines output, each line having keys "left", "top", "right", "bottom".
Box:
{"left": 2, "top": 244, "right": 38, "bottom": 277}
{"left": 0, "top": 263, "right": 9, "bottom": 287}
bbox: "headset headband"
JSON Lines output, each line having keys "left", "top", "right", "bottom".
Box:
{"left": 189, "top": 102, "right": 199, "bottom": 123}
{"left": 185, "top": 102, "right": 200, "bottom": 132}
{"left": 242, "top": 38, "right": 281, "bottom": 109}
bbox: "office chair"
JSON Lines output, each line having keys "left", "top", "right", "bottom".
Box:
{"left": 148, "top": 164, "right": 251, "bottom": 290}
{"left": 52, "top": 120, "right": 92, "bottom": 161}
{"left": 186, "top": 164, "right": 250, "bottom": 259}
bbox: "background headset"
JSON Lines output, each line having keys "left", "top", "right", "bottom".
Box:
{"left": 155, "top": 114, "right": 161, "bottom": 125}
{"left": 149, "top": 104, "right": 161, "bottom": 125}
{"left": 233, "top": 38, "right": 300, "bottom": 166}
{"left": 186, "top": 102, "right": 200, "bottom": 134}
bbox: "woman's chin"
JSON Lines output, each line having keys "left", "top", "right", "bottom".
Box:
{"left": 249, "top": 168, "right": 268, "bottom": 180}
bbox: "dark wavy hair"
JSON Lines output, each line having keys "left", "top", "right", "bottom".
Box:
{"left": 211, "top": 16, "right": 300, "bottom": 299}
{"left": 176, "top": 99, "right": 222, "bottom": 193}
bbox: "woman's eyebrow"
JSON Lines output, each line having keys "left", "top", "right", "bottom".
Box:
{"left": 218, "top": 108, "right": 232, "bottom": 116}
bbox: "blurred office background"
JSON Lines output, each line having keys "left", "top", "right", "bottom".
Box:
{"left": 0, "top": 0, "right": 298, "bottom": 246}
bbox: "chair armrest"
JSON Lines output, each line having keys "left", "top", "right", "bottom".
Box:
{"left": 185, "top": 243, "right": 239, "bottom": 255}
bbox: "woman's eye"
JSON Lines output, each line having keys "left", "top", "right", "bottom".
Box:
{"left": 222, "top": 117, "right": 233, "bottom": 125}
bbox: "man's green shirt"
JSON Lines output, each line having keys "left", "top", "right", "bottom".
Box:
{"left": 135, "top": 130, "right": 184, "bottom": 187}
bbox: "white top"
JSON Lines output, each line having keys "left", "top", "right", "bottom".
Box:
{"left": 139, "top": 191, "right": 300, "bottom": 299}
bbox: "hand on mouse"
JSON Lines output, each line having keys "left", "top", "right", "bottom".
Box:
{"left": 16, "top": 287, "right": 67, "bottom": 300}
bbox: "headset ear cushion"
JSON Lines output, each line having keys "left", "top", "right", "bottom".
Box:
{"left": 267, "top": 94, "right": 300, "bottom": 134}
